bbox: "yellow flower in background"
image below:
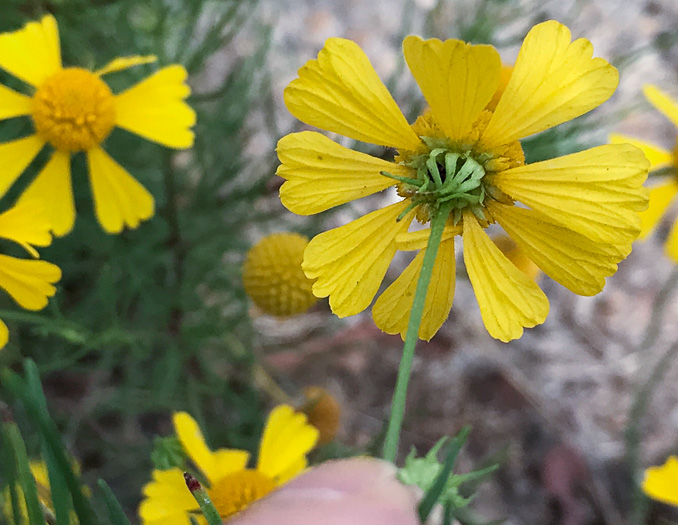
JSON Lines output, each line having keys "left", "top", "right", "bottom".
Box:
{"left": 0, "top": 15, "right": 195, "bottom": 235}
{"left": 278, "top": 21, "right": 649, "bottom": 342}
{"left": 1, "top": 460, "right": 81, "bottom": 522}
{"left": 611, "top": 85, "right": 678, "bottom": 261}
{"left": 242, "top": 233, "right": 318, "bottom": 316}
{"left": 301, "top": 386, "right": 342, "bottom": 445}
{"left": 642, "top": 455, "right": 678, "bottom": 507}
{"left": 139, "top": 405, "right": 318, "bottom": 524}
{"left": 0, "top": 198, "right": 60, "bottom": 348}
{"left": 492, "top": 234, "right": 541, "bottom": 283}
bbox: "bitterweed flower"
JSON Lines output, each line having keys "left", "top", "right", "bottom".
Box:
{"left": 642, "top": 455, "right": 678, "bottom": 507}
{"left": 0, "top": 198, "right": 60, "bottom": 348}
{"left": 139, "top": 405, "right": 318, "bottom": 523}
{"left": 0, "top": 15, "right": 195, "bottom": 235}
{"left": 242, "top": 233, "right": 318, "bottom": 316}
{"left": 611, "top": 85, "right": 678, "bottom": 261}
{"left": 278, "top": 21, "right": 649, "bottom": 342}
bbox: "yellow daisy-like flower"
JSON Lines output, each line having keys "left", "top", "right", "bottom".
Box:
{"left": 611, "top": 85, "right": 678, "bottom": 261}
{"left": 1, "top": 460, "right": 82, "bottom": 522}
{"left": 242, "top": 233, "right": 318, "bottom": 316}
{"left": 0, "top": 198, "right": 61, "bottom": 348}
{"left": 0, "top": 15, "right": 195, "bottom": 235}
{"left": 139, "top": 405, "right": 319, "bottom": 524}
{"left": 642, "top": 455, "right": 678, "bottom": 507}
{"left": 277, "top": 21, "right": 649, "bottom": 342}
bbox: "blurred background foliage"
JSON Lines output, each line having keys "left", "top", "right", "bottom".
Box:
{"left": 0, "top": 0, "right": 677, "bottom": 523}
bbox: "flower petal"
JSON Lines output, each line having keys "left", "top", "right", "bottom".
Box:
{"left": 277, "top": 131, "right": 405, "bottom": 215}
{"left": 0, "top": 135, "right": 45, "bottom": 198}
{"left": 482, "top": 21, "right": 618, "bottom": 147}
{"left": 642, "top": 456, "right": 678, "bottom": 507}
{"left": 638, "top": 179, "right": 678, "bottom": 240}
{"left": 0, "top": 319, "right": 8, "bottom": 348}
{"left": 643, "top": 85, "right": 678, "bottom": 128}
{"left": 0, "top": 84, "right": 32, "bottom": 120}
{"left": 114, "top": 65, "right": 195, "bottom": 149}
{"left": 492, "top": 234, "right": 540, "bottom": 281}
{"left": 462, "top": 213, "right": 548, "bottom": 342}
{"left": 372, "top": 238, "right": 455, "bottom": 341}
{"left": 394, "top": 225, "right": 461, "bottom": 251}
{"left": 95, "top": 55, "right": 157, "bottom": 76}
{"left": 0, "top": 197, "right": 54, "bottom": 257}
{"left": 0, "top": 15, "right": 61, "bottom": 87}
{"left": 609, "top": 133, "right": 673, "bottom": 170}
{"left": 173, "top": 412, "right": 249, "bottom": 484}
{"left": 490, "top": 144, "right": 649, "bottom": 244}
{"left": 0, "top": 255, "right": 60, "bottom": 310}
{"left": 258, "top": 405, "right": 318, "bottom": 483}
{"left": 86, "top": 147, "right": 154, "bottom": 234}
{"left": 403, "top": 36, "right": 501, "bottom": 141}
{"left": 490, "top": 201, "right": 628, "bottom": 296}
{"left": 16, "top": 151, "right": 74, "bottom": 237}
{"left": 664, "top": 216, "right": 678, "bottom": 263}
{"left": 139, "top": 468, "right": 198, "bottom": 524}
{"left": 284, "top": 38, "right": 420, "bottom": 150}
{"left": 303, "top": 201, "right": 414, "bottom": 317}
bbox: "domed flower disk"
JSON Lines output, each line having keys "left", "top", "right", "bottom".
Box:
{"left": 0, "top": 15, "right": 195, "bottom": 235}
{"left": 277, "top": 21, "right": 650, "bottom": 342}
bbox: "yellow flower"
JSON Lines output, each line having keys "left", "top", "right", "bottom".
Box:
{"left": 139, "top": 405, "right": 318, "bottom": 524}
{"left": 0, "top": 198, "right": 61, "bottom": 348}
{"left": 0, "top": 15, "right": 195, "bottom": 235}
{"left": 492, "top": 234, "right": 541, "bottom": 282}
{"left": 277, "top": 21, "right": 649, "bottom": 342}
{"left": 2, "top": 460, "right": 81, "bottom": 522}
{"left": 242, "top": 233, "right": 318, "bottom": 316}
{"left": 301, "top": 386, "right": 342, "bottom": 445}
{"left": 642, "top": 455, "right": 678, "bottom": 507}
{"left": 611, "top": 85, "right": 678, "bottom": 261}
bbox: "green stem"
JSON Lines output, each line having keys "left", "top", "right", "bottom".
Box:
{"left": 382, "top": 202, "right": 453, "bottom": 462}
{"left": 184, "top": 473, "right": 222, "bottom": 525}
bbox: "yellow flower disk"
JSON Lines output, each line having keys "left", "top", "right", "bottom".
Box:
{"left": 243, "top": 233, "right": 318, "bottom": 316}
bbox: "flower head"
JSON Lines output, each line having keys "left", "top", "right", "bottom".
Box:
{"left": 0, "top": 198, "right": 61, "bottom": 348}
{"left": 242, "top": 233, "right": 318, "bottom": 316}
{"left": 139, "top": 405, "right": 318, "bottom": 523}
{"left": 611, "top": 85, "right": 678, "bottom": 261}
{"left": 2, "top": 459, "right": 82, "bottom": 522}
{"left": 0, "top": 15, "right": 195, "bottom": 235}
{"left": 278, "top": 21, "right": 649, "bottom": 342}
{"left": 642, "top": 455, "right": 678, "bottom": 507}
{"left": 301, "top": 386, "right": 342, "bottom": 445}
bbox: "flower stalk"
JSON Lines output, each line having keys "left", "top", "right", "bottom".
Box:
{"left": 183, "top": 472, "right": 222, "bottom": 525}
{"left": 383, "top": 201, "right": 454, "bottom": 462}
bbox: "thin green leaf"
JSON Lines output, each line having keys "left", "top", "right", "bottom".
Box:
{"left": 97, "top": 479, "right": 132, "bottom": 525}
{"left": 42, "top": 442, "right": 72, "bottom": 525}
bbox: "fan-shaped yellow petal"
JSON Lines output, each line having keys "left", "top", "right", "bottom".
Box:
{"left": 17, "top": 151, "right": 74, "bottom": 237}
{"left": 87, "top": 147, "right": 154, "bottom": 234}
{"left": 0, "top": 318, "right": 8, "bottom": 348}
{"left": 0, "top": 84, "right": 32, "bottom": 120}
{"left": 609, "top": 133, "right": 673, "bottom": 170}
{"left": 642, "top": 456, "right": 678, "bottom": 507}
{"left": 173, "top": 412, "right": 249, "bottom": 484}
{"left": 644, "top": 85, "right": 678, "bottom": 128}
{"left": 277, "top": 131, "right": 404, "bottom": 215}
{"left": 0, "top": 15, "right": 61, "bottom": 87}
{"left": 373, "top": 238, "right": 455, "bottom": 341}
{"left": 257, "top": 405, "right": 318, "bottom": 482}
{"left": 115, "top": 65, "right": 195, "bottom": 149}
{"left": 395, "top": 225, "right": 461, "bottom": 251}
{"left": 638, "top": 179, "right": 678, "bottom": 240}
{"left": 491, "top": 144, "right": 649, "bottom": 244}
{"left": 490, "top": 201, "right": 628, "bottom": 296}
{"left": 403, "top": 36, "right": 501, "bottom": 142}
{"left": 462, "top": 213, "right": 548, "bottom": 342}
{"left": 303, "top": 201, "right": 414, "bottom": 317}
{"left": 95, "top": 55, "right": 157, "bottom": 76}
{"left": 0, "top": 198, "right": 54, "bottom": 257}
{"left": 0, "top": 135, "right": 45, "bottom": 198}
{"left": 482, "top": 21, "right": 618, "bottom": 147}
{"left": 0, "top": 255, "right": 60, "bottom": 310}
{"left": 284, "top": 38, "right": 420, "bottom": 150}
{"left": 139, "top": 468, "right": 199, "bottom": 524}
